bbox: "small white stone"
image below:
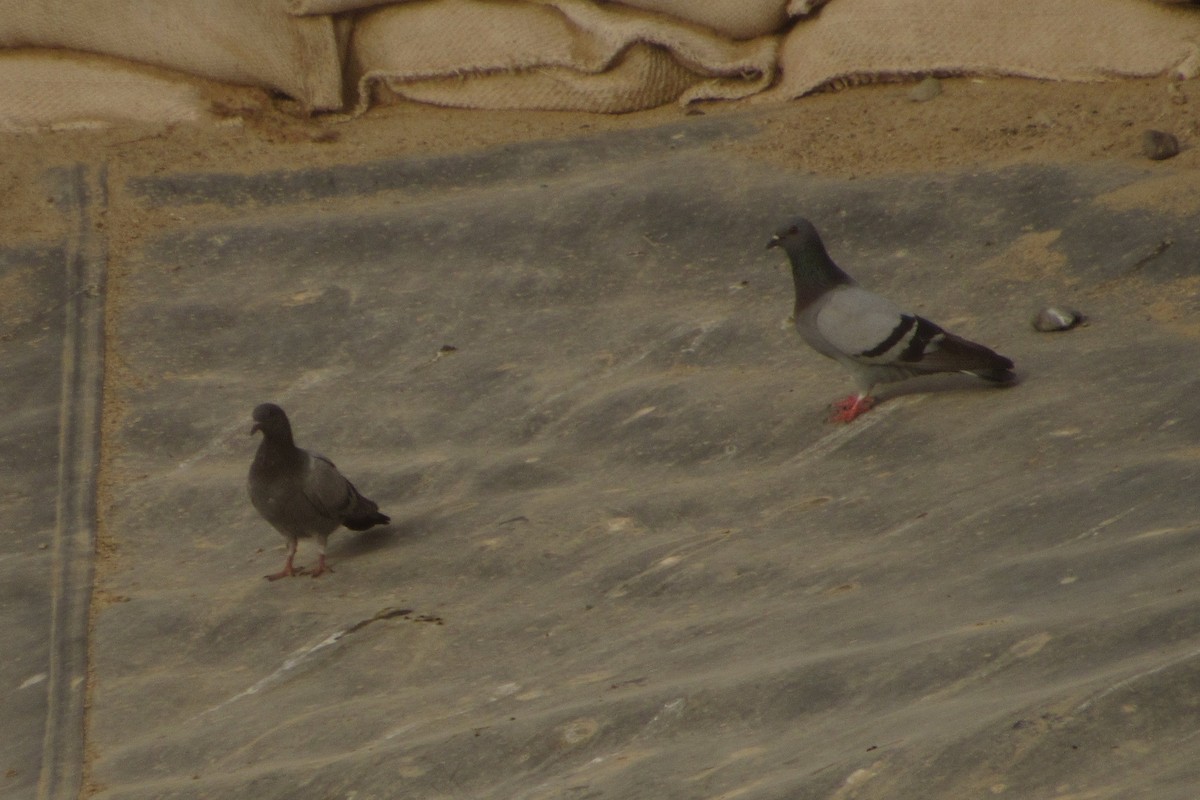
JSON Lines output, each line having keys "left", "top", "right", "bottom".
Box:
{"left": 1033, "top": 307, "right": 1083, "bottom": 332}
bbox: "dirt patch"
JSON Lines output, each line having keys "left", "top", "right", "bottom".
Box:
{"left": 3, "top": 75, "right": 1197, "bottom": 211}
{"left": 1095, "top": 171, "right": 1200, "bottom": 214}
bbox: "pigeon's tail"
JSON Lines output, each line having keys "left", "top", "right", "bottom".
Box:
{"left": 928, "top": 331, "right": 1014, "bottom": 379}
{"left": 967, "top": 366, "right": 1018, "bottom": 384}
{"left": 344, "top": 509, "right": 391, "bottom": 531}
{"left": 342, "top": 484, "right": 391, "bottom": 530}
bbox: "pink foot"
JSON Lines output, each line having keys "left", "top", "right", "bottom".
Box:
{"left": 309, "top": 555, "right": 333, "bottom": 579}
{"left": 264, "top": 555, "right": 308, "bottom": 581}
{"left": 827, "top": 394, "right": 874, "bottom": 423}
{"left": 265, "top": 564, "right": 301, "bottom": 581}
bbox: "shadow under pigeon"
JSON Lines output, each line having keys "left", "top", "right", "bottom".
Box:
{"left": 874, "top": 371, "right": 1022, "bottom": 404}
{"left": 331, "top": 526, "right": 402, "bottom": 560}
{"left": 329, "top": 509, "right": 443, "bottom": 560}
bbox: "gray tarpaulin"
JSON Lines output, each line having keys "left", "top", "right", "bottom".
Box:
{"left": 8, "top": 112, "right": 1199, "bottom": 798}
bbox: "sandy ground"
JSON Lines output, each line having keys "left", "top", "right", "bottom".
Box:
{"left": 7, "top": 75, "right": 1200, "bottom": 276}
{"left": 5, "top": 74, "right": 1198, "bottom": 224}
{"left": 5, "top": 75, "right": 1200, "bottom": 799}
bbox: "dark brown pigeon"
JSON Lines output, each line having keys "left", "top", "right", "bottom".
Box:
{"left": 248, "top": 403, "right": 389, "bottom": 580}
{"left": 768, "top": 218, "right": 1015, "bottom": 422}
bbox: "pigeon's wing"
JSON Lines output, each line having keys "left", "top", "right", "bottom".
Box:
{"left": 814, "top": 286, "right": 919, "bottom": 362}
{"left": 303, "top": 451, "right": 388, "bottom": 530}
{"left": 903, "top": 327, "right": 1014, "bottom": 374}
{"left": 817, "top": 285, "right": 1014, "bottom": 374}
{"left": 301, "top": 452, "right": 361, "bottom": 522}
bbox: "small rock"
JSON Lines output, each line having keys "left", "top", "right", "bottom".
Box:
{"left": 1031, "top": 110, "right": 1054, "bottom": 128}
{"left": 1142, "top": 130, "right": 1180, "bottom": 161}
{"left": 908, "top": 76, "right": 942, "bottom": 102}
{"left": 1033, "top": 307, "right": 1084, "bottom": 333}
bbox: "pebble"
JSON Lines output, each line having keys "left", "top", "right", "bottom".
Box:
{"left": 1142, "top": 130, "right": 1180, "bottom": 161}
{"left": 908, "top": 77, "right": 942, "bottom": 102}
{"left": 1033, "top": 307, "right": 1084, "bottom": 333}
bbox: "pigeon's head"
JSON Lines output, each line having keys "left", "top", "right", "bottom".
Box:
{"left": 767, "top": 217, "right": 850, "bottom": 289}
{"left": 251, "top": 403, "right": 291, "bottom": 437}
{"left": 766, "top": 217, "right": 822, "bottom": 251}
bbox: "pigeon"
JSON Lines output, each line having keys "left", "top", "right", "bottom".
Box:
{"left": 248, "top": 403, "right": 390, "bottom": 580}
{"left": 767, "top": 217, "right": 1015, "bottom": 422}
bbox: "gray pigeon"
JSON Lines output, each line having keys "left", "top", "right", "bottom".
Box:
{"left": 768, "top": 218, "right": 1014, "bottom": 422}
{"left": 248, "top": 403, "right": 390, "bottom": 580}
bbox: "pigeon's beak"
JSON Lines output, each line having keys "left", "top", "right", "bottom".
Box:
{"left": 766, "top": 235, "right": 781, "bottom": 250}
{"left": 250, "top": 422, "right": 262, "bottom": 436}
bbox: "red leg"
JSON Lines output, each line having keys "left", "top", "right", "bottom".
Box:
{"left": 264, "top": 540, "right": 306, "bottom": 581}
{"left": 309, "top": 554, "right": 334, "bottom": 579}
{"left": 309, "top": 537, "right": 333, "bottom": 579}
{"left": 827, "top": 394, "right": 875, "bottom": 423}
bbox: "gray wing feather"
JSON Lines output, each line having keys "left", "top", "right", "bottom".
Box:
{"left": 301, "top": 453, "right": 358, "bottom": 521}
{"left": 815, "top": 286, "right": 910, "bottom": 359}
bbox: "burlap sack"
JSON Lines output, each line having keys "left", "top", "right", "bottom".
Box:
{"left": 787, "top": 0, "right": 830, "bottom": 15}
{"left": 601, "top": 0, "right": 788, "bottom": 40}
{"left": 773, "top": 0, "right": 1200, "bottom": 99}
{"left": 0, "top": 50, "right": 209, "bottom": 132}
{"left": 0, "top": 0, "right": 343, "bottom": 110}
{"left": 351, "top": 0, "right": 777, "bottom": 113}
{"left": 285, "top": 0, "right": 386, "bottom": 13}
{"left": 288, "top": 0, "right": 788, "bottom": 39}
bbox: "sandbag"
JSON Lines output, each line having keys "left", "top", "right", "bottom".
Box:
{"left": 0, "top": 50, "right": 210, "bottom": 132}
{"left": 0, "top": 0, "right": 343, "bottom": 110}
{"left": 602, "top": 0, "right": 788, "bottom": 40}
{"left": 773, "top": 0, "right": 1200, "bottom": 99}
{"left": 287, "top": 0, "right": 788, "bottom": 40}
{"left": 351, "top": 0, "right": 777, "bottom": 113}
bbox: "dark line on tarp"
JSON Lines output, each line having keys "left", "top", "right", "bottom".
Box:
{"left": 126, "top": 115, "right": 758, "bottom": 208}
{"left": 38, "top": 163, "right": 106, "bottom": 800}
